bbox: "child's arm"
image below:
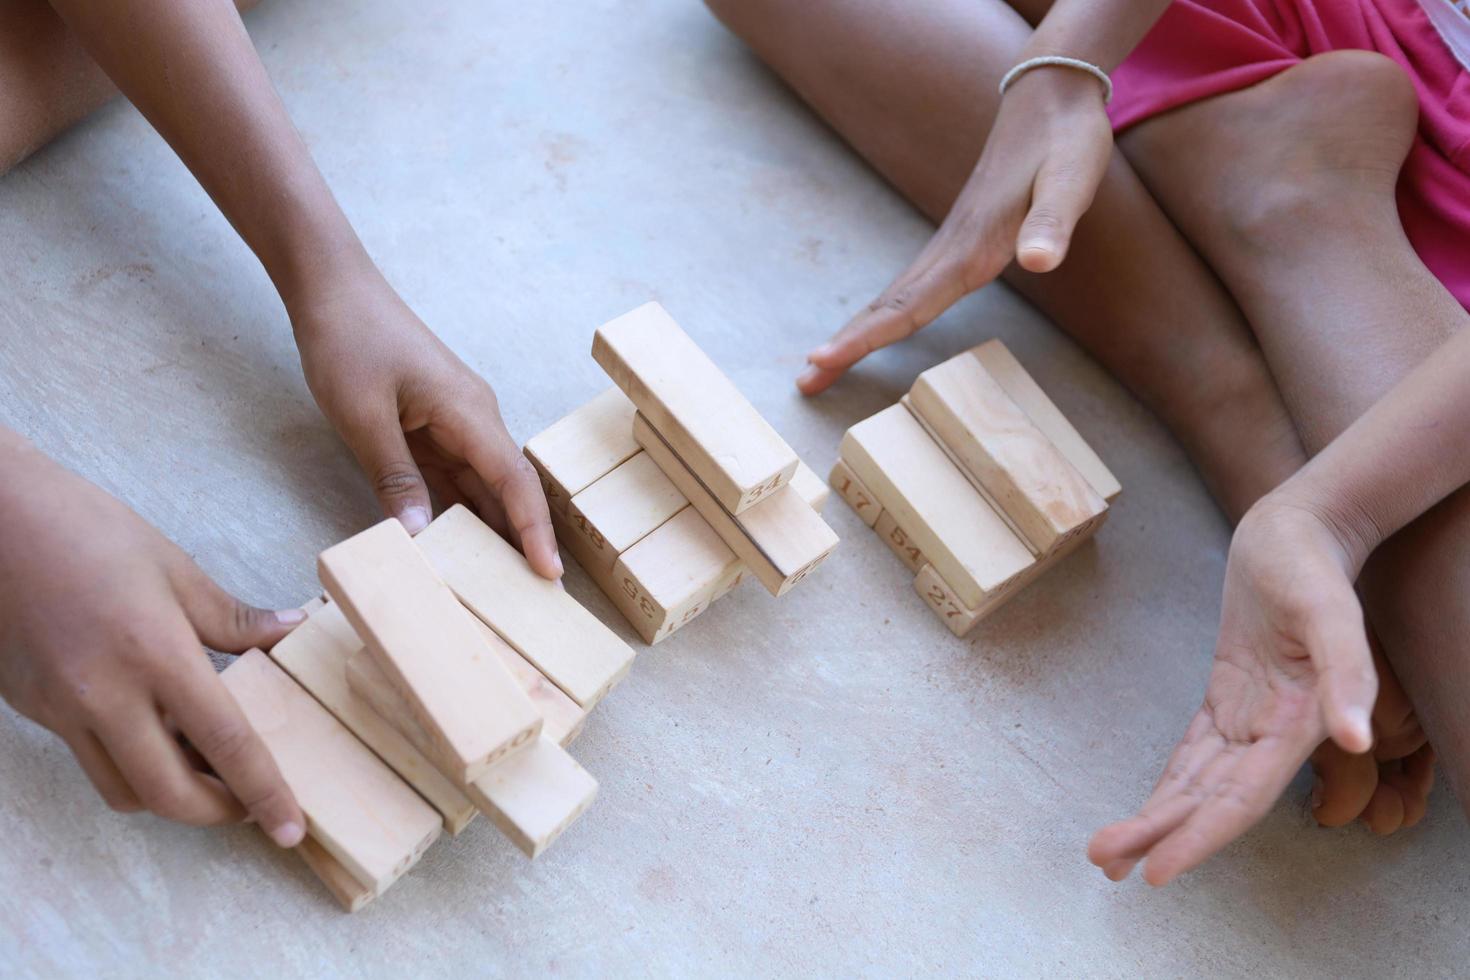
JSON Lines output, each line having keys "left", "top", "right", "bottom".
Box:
{"left": 0, "top": 425, "right": 306, "bottom": 843}
{"left": 799, "top": 0, "right": 1171, "bottom": 394}
{"left": 41, "top": 0, "right": 560, "bottom": 577}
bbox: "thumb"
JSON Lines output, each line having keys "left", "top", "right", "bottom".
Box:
{"left": 1306, "top": 590, "right": 1377, "bottom": 755}
{"left": 1015, "top": 154, "right": 1107, "bottom": 274}
{"left": 171, "top": 560, "right": 305, "bottom": 653}
{"left": 343, "top": 412, "right": 433, "bottom": 534}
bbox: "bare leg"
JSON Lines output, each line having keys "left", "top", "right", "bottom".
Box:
{"left": 1118, "top": 51, "right": 1470, "bottom": 814}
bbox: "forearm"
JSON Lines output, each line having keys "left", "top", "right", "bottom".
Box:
{"left": 1020, "top": 0, "right": 1172, "bottom": 71}
{"left": 1274, "top": 327, "right": 1470, "bottom": 571}
{"left": 43, "top": 0, "right": 370, "bottom": 306}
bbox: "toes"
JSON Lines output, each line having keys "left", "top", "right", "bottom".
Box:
{"left": 1309, "top": 742, "right": 1378, "bottom": 828}
{"left": 1361, "top": 780, "right": 1407, "bottom": 835}
{"left": 1381, "top": 743, "right": 1436, "bottom": 830}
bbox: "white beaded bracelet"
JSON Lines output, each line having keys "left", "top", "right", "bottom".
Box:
{"left": 998, "top": 55, "right": 1113, "bottom": 104}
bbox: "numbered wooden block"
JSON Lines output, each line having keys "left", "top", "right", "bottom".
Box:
{"left": 842, "top": 404, "right": 1033, "bottom": 610}
{"left": 874, "top": 510, "right": 927, "bottom": 574}
{"left": 416, "top": 505, "right": 635, "bottom": 708}
{"left": 566, "top": 451, "right": 688, "bottom": 572}
{"left": 634, "top": 413, "right": 838, "bottom": 597}
{"left": 914, "top": 564, "right": 985, "bottom": 637}
{"left": 593, "top": 302, "right": 798, "bottom": 514}
{"left": 829, "top": 458, "right": 882, "bottom": 527}
{"left": 269, "top": 602, "right": 478, "bottom": 835}
{"left": 318, "top": 519, "right": 542, "bottom": 784}
{"left": 614, "top": 506, "right": 743, "bottom": 643}
{"left": 790, "top": 461, "right": 830, "bottom": 513}
{"left": 524, "top": 387, "right": 640, "bottom": 515}
{"left": 971, "top": 340, "right": 1121, "bottom": 502}
{"left": 468, "top": 618, "right": 587, "bottom": 747}
{"left": 220, "top": 650, "right": 442, "bottom": 896}
{"left": 296, "top": 836, "right": 374, "bottom": 913}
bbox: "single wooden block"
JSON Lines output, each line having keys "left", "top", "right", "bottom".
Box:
{"left": 909, "top": 350, "right": 1107, "bottom": 555}
{"left": 416, "top": 505, "right": 636, "bottom": 708}
{"left": 524, "top": 387, "right": 640, "bottom": 515}
{"left": 269, "top": 602, "right": 478, "bottom": 835}
{"left": 220, "top": 650, "right": 441, "bottom": 895}
{"left": 828, "top": 458, "right": 882, "bottom": 528}
{"left": 634, "top": 413, "right": 838, "bottom": 597}
{"left": 841, "top": 404, "right": 1034, "bottom": 609}
{"left": 971, "top": 340, "right": 1121, "bottom": 502}
{"left": 614, "top": 505, "right": 743, "bottom": 642}
{"left": 874, "top": 510, "right": 927, "bottom": 574}
{"left": 469, "top": 617, "right": 587, "bottom": 747}
{"left": 790, "top": 461, "right": 830, "bottom": 513}
{"left": 346, "top": 652, "right": 597, "bottom": 860}
{"left": 318, "top": 519, "right": 542, "bottom": 784}
{"left": 551, "top": 505, "right": 667, "bottom": 645}
{"left": 566, "top": 451, "right": 687, "bottom": 572}
{"left": 593, "top": 302, "right": 797, "bottom": 514}
{"left": 297, "top": 836, "right": 374, "bottom": 913}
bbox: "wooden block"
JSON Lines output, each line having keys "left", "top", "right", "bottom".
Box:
{"left": 269, "top": 602, "right": 478, "bottom": 835}
{"left": 566, "top": 451, "right": 687, "bottom": 571}
{"left": 299, "top": 595, "right": 328, "bottom": 617}
{"left": 614, "top": 506, "right": 743, "bottom": 642}
{"left": 297, "top": 836, "right": 374, "bottom": 913}
{"left": 874, "top": 510, "right": 927, "bottom": 574}
{"left": 469, "top": 617, "right": 587, "bottom": 747}
{"left": 971, "top": 341, "right": 1121, "bottom": 501}
{"left": 841, "top": 404, "right": 1033, "bottom": 609}
{"left": 790, "top": 461, "right": 830, "bottom": 513}
{"left": 524, "top": 387, "right": 639, "bottom": 515}
{"left": 415, "top": 505, "right": 635, "bottom": 708}
{"left": 828, "top": 459, "right": 882, "bottom": 527}
{"left": 551, "top": 506, "right": 666, "bottom": 645}
{"left": 220, "top": 650, "right": 441, "bottom": 894}
{"left": 909, "top": 351, "right": 1107, "bottom": 555}
{"left": 318, "top": 519, "right": 542, "bottom": 784}
{"left": 346, "top": 652, "right": 597, "bottom": 860}
{"left": 593, "top": 302, "right": 797, "bottom": 514}
{"left": 634, "top": 413, "right": 838, "bottom": 597}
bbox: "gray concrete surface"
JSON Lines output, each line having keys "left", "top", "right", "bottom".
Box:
{"left": 2, "top": 1, "right": 1468, "bottom": 976}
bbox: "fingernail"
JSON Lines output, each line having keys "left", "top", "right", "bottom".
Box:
{"left": 398, "top": 506, "right": 431, "bottom": 535}
{"left": 809, "top": 343, "right": 835, "bottom": 363}
{"left": 270, "top": 820, "right": 305, "bottom": 848}
{"left": 797, "top": 365, "right": 822, "bottom": 390}
{"left": 275, "top": 608, "right": 307, "bottom": 627}
{"left": 552, "top": 553, "right": 565, "bottom": 578}
{"left": 1311, "top": 777, "right": 1324, "bottom": 810}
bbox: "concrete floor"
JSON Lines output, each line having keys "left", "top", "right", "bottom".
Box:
{"left": 2, "top": 1, "right": 1469, "bottom": 976}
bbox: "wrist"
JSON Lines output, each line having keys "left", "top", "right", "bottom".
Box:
{"left": 1000, "top": 60, "right": 1111, "bottom": 111}
{"left": 1259, "top": 479, "right": 1382, "bottom": 577}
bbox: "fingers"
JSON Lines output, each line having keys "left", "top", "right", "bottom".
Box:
{"left": 93, "top": 702, "right": 243, "bottom": 828}
{"left": 1305, "top": 598, "right": 1377, "bottom": 754}
{"left": 156, "top": 649, "right": 305, "bottom": 847}
{"left": 62, "top": 728, "right": 140, "bottom": 813}
{"left": 460, "top": 415, "right": 562, "bottom": 581}
{"left": 342, "top": 409, "right": 433, "bottom": 534}
{"left": 1308, "top": 741, "right": 1377, "bottom": 828}
{"left": 1373, "top": 743, "right": 1435, "bottom": 832}
{"left": 1015, "top": 154, "right": 1106, "bottom": 273}
{"left": 171, "top": 559, "right": 303, "bottom": 653}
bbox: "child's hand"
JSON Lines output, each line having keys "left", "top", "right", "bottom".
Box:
{"left": 0, "top": 441, "right": 307, "bottom": 844}
{"left": 287, "top": 268, "right": 561, "bottom": 579}
{"left": 798, "top": 66, "right": 1112, "bottom": 395}
{"left": 1088, "top": 496, "right": 1378, "bottom": 885}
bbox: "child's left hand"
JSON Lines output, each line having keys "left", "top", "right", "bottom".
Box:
{"left": 287, "top": 266, "right": 562, "bottom": 580}
{"left": 1088, "top": 495, "right": 1377, "bottom": 885}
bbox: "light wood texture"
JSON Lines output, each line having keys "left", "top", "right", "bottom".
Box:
{"left": 219, "top": 650, "right": 442, "bottom": 895}
{"left": 524, "top": 387, "right": 639, "bottom": 515}
{"left": 971, "top": 341, "right": 1121, "bottom": 502}
{"left": 841, "top": 404, "right": 1033, "bottom": 609}
{"left": 347, "top": 652, "right": 597, "bottom": 860}
{"left": 790, "top": 461, "right": 830, "bottom": 513}
{"left": 296, "top": 837, "right": 374, "bottom": 913}
{"left": 910, "top": 351, "right": 1106, "bottom": 555}
{"left": 469, "top": 617, "right": 587, "bottom": 747}
{"left": 269, "top": 602, "right": 478, "bottom": 835}
{"left": 299, "top": 595, "right": 328, "bottom": 617}
{"left": 318, "top": 519, "right": 542, "bottom": 784}
{"left": 614, "top": 506, "right": 743, "bottom": 642}
{"left": 551, "top": 506, "right": 668, "bottom": 645}
{"left": 874, "top": 510, "right": 927, "bottom": 574}
{"left": 416, "top": 505, "right": 635, "bottom": 708}
{"left": 634, "top": 413, "right": 838, "bottom": 597}
{"left": 593, "top": 302, "right": 797, "bottom": 514}
{"left": 828, "top": 459, "right": 882, "bottom": 528}
{"left": 566, "top": 451, "right": 687, "bottom": 571}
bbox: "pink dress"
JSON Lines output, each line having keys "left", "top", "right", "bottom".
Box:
{"left": 1109, "top": 0, "right": 1470, "bottom": 311}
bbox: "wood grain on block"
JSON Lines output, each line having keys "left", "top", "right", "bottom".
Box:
{"left": 318, "top": 519, "right": 542, "bottom": 784}
{"left": 874, "top": 510, "right": 927, "bottom": 574}
{"left": 841, "top": 404, "right": 1033, "bottom": 609}
{"left": 829, "top": 458, "right": 882, "bottom": 528}
{"left": 297, "top": 836, "right": 374, "bottom": 913}
{"left": 416, "top": 505, "right": 635, "bottom": 708}
{"left": 970, "top": 341, "right": 1121, "bottom": 502}
{"left": 615, "top": 506, "right": 743, "bottom": 642}
{"left": 909, "top": 351, "right": 1106, "bottom": 555}
{"left": 593, "top": 302, "right": 797, "bottom": 514}
{"left": 566, "top": 451, "right": 687, "bottom": 571}
{"left": 790, "top": 461, "right": 830, "bottom": 513}
{"left": 346, "top": 652, "right": 597, "bottom": 860}
{"left": 269, "top": 602, "right": 478, "bottom": 835}
{"left": 524, "top": 387, "right": 639, "bottom": 515}
{"left": 468, "top": 618, "right": 587, "bottom": 747}
{"left": 220, "top": 650, "right": 441, "bottom": 894}
{"left": 634, "top": 413, "right": 838, "bottom": 597}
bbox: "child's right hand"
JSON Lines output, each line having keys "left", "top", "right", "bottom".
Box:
{"left": 0, "top": 436, "right": 307, "bottom": 846}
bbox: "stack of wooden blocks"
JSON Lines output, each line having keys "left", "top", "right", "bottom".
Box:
{"left": 526, "top": 302, "right": 839, "bottom": 645}
{"left": 219, "top": 504, "right": 636, "bottom": 911}
{"left": 832, "top": 340, "right": 1120, "bottom": 637}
